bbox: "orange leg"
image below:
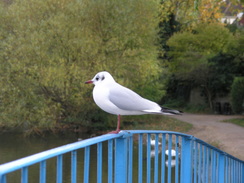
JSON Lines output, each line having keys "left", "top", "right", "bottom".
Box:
{"left": 108, "top": 115, "right": 121, "bottom": 134}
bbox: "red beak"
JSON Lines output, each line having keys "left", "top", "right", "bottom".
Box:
{"left": 85, "top": 80, "right": 93, "bottom": 84}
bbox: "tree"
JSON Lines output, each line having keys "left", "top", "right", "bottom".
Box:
{"left": 166, "top": 24, "right": 235, "bottom": 109}
{"left": 0, "top": 0, "right": 163, "bottom": 132}
{"left": 231, "top": 77, "right": 244, "bottom": 114}
{"left": 159, "top": 0, "right": 242, "bottom": 30}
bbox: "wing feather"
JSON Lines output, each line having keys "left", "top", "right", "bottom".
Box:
{"left": 108, "top": 83, "right": 161, "bottom": 112}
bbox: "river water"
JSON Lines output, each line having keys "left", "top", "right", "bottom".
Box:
{"left": 0, "top": 133, "right": 177, "bottom": 182}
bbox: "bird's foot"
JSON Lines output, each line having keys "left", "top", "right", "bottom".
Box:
{"left": 107, "top": 130, "right": 120, "bottom": 134}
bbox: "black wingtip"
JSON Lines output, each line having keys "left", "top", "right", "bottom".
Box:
{"left": 161, "top": 107, "right": 183, "bottom": 115}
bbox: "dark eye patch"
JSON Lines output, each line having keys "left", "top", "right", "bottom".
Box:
{"left": 101, "top": 76, "right": 105, "bottom": 81}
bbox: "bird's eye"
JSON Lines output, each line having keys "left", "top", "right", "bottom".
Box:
{"left": 95, "top": 77, "right": 99, "bottom": 81}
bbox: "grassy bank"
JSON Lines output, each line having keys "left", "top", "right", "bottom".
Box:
{"left": 114, "top": 115, "right": 192, "bottom": 133}
{"left": 221, "top": 117, "right": 244, "bottom": 127}
{"left": 0, "top": 115, "right": 192, "bottom": 136}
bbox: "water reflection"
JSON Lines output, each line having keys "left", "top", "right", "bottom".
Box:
{"left": 0, "top": 133, "right": 80, "bottom": 164}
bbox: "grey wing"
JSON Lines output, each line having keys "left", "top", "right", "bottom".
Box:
{"left": 108, "top": 84, "right": 160, "bottom": 111}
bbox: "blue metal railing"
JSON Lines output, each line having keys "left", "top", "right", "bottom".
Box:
{"left": 0, "top": 130, "right": 243, "bottom": 183}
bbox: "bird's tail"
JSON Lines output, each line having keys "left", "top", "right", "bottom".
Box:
{"left": 161, "top": 107, "right": 182, "bottom": 115}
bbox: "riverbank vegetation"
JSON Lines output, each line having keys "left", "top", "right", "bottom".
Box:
{"left": 0, "top": 0, "right": 243, "bottom": 134}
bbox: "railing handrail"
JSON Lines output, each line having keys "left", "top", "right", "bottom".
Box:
{"left": 0, "top": 133, "right": 122, "bottom": 176}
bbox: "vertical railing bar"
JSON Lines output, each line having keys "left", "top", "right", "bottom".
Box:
{"left": 197, "top": 144, "right": 200, "bottom": 183}
{"left": 216, "top": 153, "right": 219, "bottom": 183}
{"left": 240, "top": 161, "right": 242, "bottom": 183}
{"left": 180, "top": 136, "right": 192, "bottom": 183}
{"left": 138, "top": 134, "right": 143, "bottom": 183}
{"left": 198, "top": 144, "right": 202, "bottom": 183}
{"left": 229, "top": 157, "right": 231, "bottom": 183}
{"left": 213, "top": 151, "right": 217, "bottom": 183}
{"left": 147, "top": 134, "right": 151, "bottom": 183}
{"left": 232, "top": 159, "right": 235, "bottom": 183}
{"left": 239, "top": 161, "right": 242, "bottom": 183}
{"left": 230, "top": 159, "right": 233, "bottom": 183}
{"left": 40, "top": 160, "right": 46, "bottom": 183}
{"left": 0, "top": 174, "right": 7, "bottom": 183}
{"left": 167, "top": 134, "right": 172, "bottom": 183}
{"left": 84, "top": 146, "right": 91, "bottom": 183}
{"left": 201, "top": 144, "right": 204, "bottom": 183}
{"left": 235, "top": 160, "right": 237, "bottom": 183}
{"left": 240, "top": 162, "right": 244, "bottom": 181}
{"left": 236, "top": 161, "right": 238, "bottom": 183}
{"left": 235, "top": 160, "right": 238, "bottom": 182}
{"left": 210, "top": 149, "right": 213, "bottom": 183}
{"left": 228, "top": 157, "right": 230, "bottom": 183}
{"left": 115, "top": 135, "right": 128, "bottom": 183}
{"left": 175, "top": 136, "right": 179, "bottom": 183}
{"left": 218, "top": 153, "right": 225, "bottom": 183}
{"left": 203, "top": 146, "right": 207, "bottom": 183}
{"left": 21, "top": 166, "right": 28, "bottom": 183}
{"left": 225, "top": 157, "right": 228, "bottom": 183}
{"left": 240, "top": 161, "right": 243, "bottom": 183}
{"left": 233, "top": 160, "right": 236, "bottom": 182}
{"left": 237, "top": 161, "right": 239, "bottom": 183}
{"left": 236, "top": 160, "right": 238, "bottom": 183}
{"left": 97, "top": 142, "right": 102, "bottom": 183}
{"left": 206, "top": 146, "right": 208, "bottom": 183}
{"left": 211, "top": 150, "right": 213, "bottom": 183}
{"left": 71, "top": 150, "right": 77, "bottom": 183}
{"left": 233, "top": 160, "right": 235, "bottom": 183}
{"left": 108, "top": 140, "right": 113, "bottom": 183}
{"left": 193, "top": 142, "right": 197, "bottom": 183}
{"left": 128, "top": 135, "right": 133, "bottom": 183}
{"left": 56, "top": 155, "right": 63, "bottom": 183}
{"left": 241, "top": 161, "right": 243, "bottom": 183}
{"left": 230, "top": 158, "right": 232, "bottom": 183}
{"left": 161, "top": 134, "right": 166, "bottom": 183}
{"left": 233, "top": 159, "right": 235, "bottom": 183}
{"left": 238, "top": 161, "right": 241, "bottom": 183}
{"left": 241, "top": 160, "right": 243, "bottom": 183}
{"left": 208, "top": 148, "right": 210, "bottom": 183}
{"left": 154, "top": 133, "right": 159, "bottom": 183}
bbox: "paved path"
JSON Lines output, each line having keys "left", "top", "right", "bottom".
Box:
{"left": 171, "top": 113, "right": 244, "bottom": 160}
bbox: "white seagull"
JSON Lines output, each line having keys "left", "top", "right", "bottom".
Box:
{"left": 85, "top": 71, "right": 182, "bottom": 133}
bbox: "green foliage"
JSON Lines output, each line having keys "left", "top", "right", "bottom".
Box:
{"left": 231, "top": 77, "right": 244, "bottom": 114}
{"left": 0, "top": 0, "right": 163, "bottom": 132}
{"left": 165, "top": 24, "right": 236, "bottom": 110}
{"left": 167, "top": 24, "right": 234, "bottom": 79}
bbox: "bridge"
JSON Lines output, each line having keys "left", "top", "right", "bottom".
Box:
{"left": 0, "top": 130, "right": 243, "bottom": 183}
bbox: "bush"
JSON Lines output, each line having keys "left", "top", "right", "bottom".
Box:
{"left": 231, "top": 77, "right": 244, "bottom": 114}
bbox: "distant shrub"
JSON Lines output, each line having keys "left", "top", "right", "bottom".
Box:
{"left": 231, "top": 77, "right": 244, "bottom": 114}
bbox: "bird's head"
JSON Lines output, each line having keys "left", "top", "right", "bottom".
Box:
{"left": 85, "top": 71, "right": 115, "bottom": 86}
